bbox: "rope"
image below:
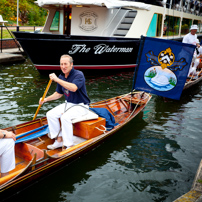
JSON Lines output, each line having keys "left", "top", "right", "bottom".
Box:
{"left": 90, "top": 92, "right": 141, "bottom": 107}
{"left": 125, "top": 92, "right": 151, "bottom": 122}
{"left": 95, "top": 125, "right": 107, "bottom": 133}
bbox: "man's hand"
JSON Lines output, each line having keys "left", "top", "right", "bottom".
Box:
{"left": 2, "top": 131, "right": 16, "bottom": 141}
{"left": 49, "top": 73, "right": 58, "bottom": 82}
{"left": 39, "top": 97, "right": 47, "bottom": 105}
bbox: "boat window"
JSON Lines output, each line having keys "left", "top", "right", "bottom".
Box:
{"left": 163, "top": 15, "right": 180, "bottom": 37}
{"left": 156, "top": 14, "right": 162, "bottom": 37}
{"left": 147, "top": 14, "right": 162, "bottom": 37}
{"left": 50, "top": 11, "right": 60, "bottom": 31}
{"left": 199, "top": 22, "right": 202, "bottom": 33}
{"left": 193, "top": 20, "right": 200, "bottom": 33}
{"left": 181, "top": 18, "right": 192, "bottom": 35}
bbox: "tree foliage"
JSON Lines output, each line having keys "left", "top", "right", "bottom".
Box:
{"left": 0, "top": 0, "right": 48, "bottom": 26}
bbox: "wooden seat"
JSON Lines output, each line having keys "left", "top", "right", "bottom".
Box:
{"left": 73, "top": 117, "right": 106, "bottom": 139}
{"left": 0, "top": 143, "right": 44, "bottom": 186}
{"left": 15, "top": 142, "right": 44, "bottom": 162}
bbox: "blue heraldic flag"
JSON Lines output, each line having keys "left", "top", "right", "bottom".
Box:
{"left": 133, "top": 36, "right": 195, "bottom": 100}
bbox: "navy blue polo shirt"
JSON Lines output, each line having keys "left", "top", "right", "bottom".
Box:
{"left": 56, "top": 68, "right": 90, "bottom": 105}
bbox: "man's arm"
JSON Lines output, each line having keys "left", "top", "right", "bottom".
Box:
{"left": 50, "top": 73, "right": 78, "bottom": 92}
{"left": 39, "top": 92, "right": 63, "bottom": 105}
{"left": 182, "top": 35, "right": 188, "bottom": 43}
{"left": 0, "top": 130, "right": 16, "bottom": 141}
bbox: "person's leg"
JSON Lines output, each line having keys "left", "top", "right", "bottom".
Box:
{"left": 46, "top": 103, "right": 66, "bottom": 139}
{"left": 61, "top": 104, "right": 89, "bottom": 147}
{"left": 0, "top": 139, "right": 15, "bottom": 177}
{"left": 60, "top": 115, "right": 73, "bottom": 147}
{"left": 192, "top": 58, "right": 200, "bottom": 75}
{"left": 47, "top": 103, "right": 67, "bottom": 149}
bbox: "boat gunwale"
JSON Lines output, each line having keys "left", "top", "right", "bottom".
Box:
{"left": 184, "top": 75, "right": 202, "bottom": 90}
{"left": 0, "top": 153, "right": 37, "bottom": 190}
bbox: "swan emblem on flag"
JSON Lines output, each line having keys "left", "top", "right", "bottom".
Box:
{"left": 144, "top": 48, "right": 187, "bottom": 91}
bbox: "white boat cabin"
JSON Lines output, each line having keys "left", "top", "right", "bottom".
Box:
{"left": 37, "top": 0, "right": 202, "bottom": 40}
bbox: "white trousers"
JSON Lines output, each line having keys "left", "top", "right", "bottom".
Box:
{"left": 0, "top": 139, "right": 15, "bottom": 173}
{"left": 46, "top": 102, "right": 89, "bottom": 147}
{"left": 188, "top": 57, "right": 200, "bottom": 76}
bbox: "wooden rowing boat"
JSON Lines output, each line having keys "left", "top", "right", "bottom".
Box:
{"left": 0, "top": 91, "right": 151, "bottom": 200}
{"left": 184, "top": 70, "right": 202, "bottom": 90}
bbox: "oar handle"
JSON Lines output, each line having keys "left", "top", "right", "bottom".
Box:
{"left": 198, "top": 69, "right": 202, "bottom": 76}
{"left": 33, "top": 79, "right": 52, "bottom": 120}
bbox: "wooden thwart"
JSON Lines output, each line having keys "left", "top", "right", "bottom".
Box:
{"left": 73, "top": 117, "right": 106, "bottom": 139}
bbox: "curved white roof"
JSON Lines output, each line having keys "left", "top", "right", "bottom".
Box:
{"left": 36, "top": 0, "right": 151, "bottom": 10}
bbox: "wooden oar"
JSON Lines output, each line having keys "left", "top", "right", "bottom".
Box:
{"left": 198, "top": 69, "right": 202, "bottom": 77}
{"left": 33, "top": 79, "right": 52, "bottom": 120}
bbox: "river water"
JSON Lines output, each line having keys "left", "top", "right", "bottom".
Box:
{"left": 1, "top": 58, "right": 202, "bottom": 202}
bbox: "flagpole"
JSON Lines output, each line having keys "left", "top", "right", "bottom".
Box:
{"left": 17, "top": 0, "right": 19, "bottom": 30}
{"left": 132, "top": 35, "right": 145, "bottom": 91}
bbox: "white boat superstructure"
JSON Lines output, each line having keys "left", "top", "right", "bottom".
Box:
{"left": 36, "top": 0, "right": 202, "bottom": 40}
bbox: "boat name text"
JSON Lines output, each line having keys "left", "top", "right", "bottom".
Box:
{"left": 68, "top": 44, "right": 133, "bottom": 54}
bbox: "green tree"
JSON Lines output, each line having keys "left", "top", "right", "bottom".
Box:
{"left": 0, "top": 0, "right": 47, "bottom": 26}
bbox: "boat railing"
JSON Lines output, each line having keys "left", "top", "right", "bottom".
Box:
{"left": 101, "top": 8, "right": 130, "bottom": 37}
{"left": 0, "top": 25, "right": 43, "bottom": 53}
{"left": 111, "top": 9, "right": 134, "bottom": 37}
{"left": 0, "top": 25, "right": 21, "bottom": 53}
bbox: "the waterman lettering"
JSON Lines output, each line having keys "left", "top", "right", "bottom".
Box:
{"left": 68, "top": 44, "right": 133, "bottom": 55}
{"left": 94, "top": 44, "right": 133, "bottom": 54}
{"left": 68, "top": 44, "right": 90, "bottom": 54}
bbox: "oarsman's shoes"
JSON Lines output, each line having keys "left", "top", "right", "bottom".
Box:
{"left": 62, "top": 145, "right": 74, "bottom": 151}
{"left": 47, "top": 140, "right": 63, "bottom": 150}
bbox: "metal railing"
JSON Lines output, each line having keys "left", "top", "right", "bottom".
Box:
{"left": 0, "top": 25, "right": 43, "bottom": 53}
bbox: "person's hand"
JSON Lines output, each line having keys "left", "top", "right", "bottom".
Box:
{"left": 5, "top": 131, "right": 16, "bottom": 141}
{"left": 39, "top": 97, "right": 47, "bottom": 105}
{"left": 197, "top": 54, "right": 202, "bottom": 59}
{"left": 196, "top": 43, "right": 200, "bottom": 48}
{"left": 49, "top": 73, "right": 58, "bottom": 82}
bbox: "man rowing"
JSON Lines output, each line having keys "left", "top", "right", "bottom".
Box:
{"left": 39, "top": 54, "right": 90, "bottom": 150}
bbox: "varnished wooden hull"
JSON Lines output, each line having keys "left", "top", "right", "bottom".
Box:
{"left": 184, "top": 75, "right": 202, "bottom": 90}
{"left": 0, "top": 92, "right": 151, "bottom": 200}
